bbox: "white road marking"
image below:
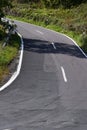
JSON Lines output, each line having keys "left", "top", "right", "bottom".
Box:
{"left": 45, "top": 27, "right": 87, "bottom": 58}
{"left": 63, "top": 34, "right": 87, "bottom": 58}
{"left": 3, "top": 129, "right": 11, "bottom": 130}
{"left": 0, "top": 32, "right": 24, "bottom": 91}
{"left": 36, "top": 30, "right": 44, "bottom": 35}
{"left": 61, "top": 66, "right": 67, "bottom": 83}
{"left": 52, "top": 42, "right": 56, "bottom": 49}
{"left": 14, "top": 20, "right": 87, "bottom": 58}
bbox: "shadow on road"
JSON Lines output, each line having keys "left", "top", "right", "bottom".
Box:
{"left": 23, "top": 38, "right": 85, "bottom": 59}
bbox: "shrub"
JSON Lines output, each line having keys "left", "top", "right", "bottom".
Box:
{"left": 81, "top": 32, "right": 87, "bottom": 52}
{"left": 0, "top": 25, "right": 5, "bottom": 40}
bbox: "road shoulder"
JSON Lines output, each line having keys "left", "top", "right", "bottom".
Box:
{"left": 0, "top": 32, "right": 24, "bottom": 91}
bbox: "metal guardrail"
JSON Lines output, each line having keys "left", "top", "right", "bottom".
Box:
{"left": 1, "top": 18, "right": 16, "bottom": 48}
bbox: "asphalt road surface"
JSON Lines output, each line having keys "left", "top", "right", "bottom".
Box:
{"left": 0, "top": 20, "right": 87, "bottom": 130}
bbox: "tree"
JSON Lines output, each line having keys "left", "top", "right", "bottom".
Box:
{"left": 60, "top": 0, "right": 87, "bottom": 8}
{"left": 15, "top": 0, "right": 41, "bottom": 3}
{"left": 0, "top": 0, "right": 12, "bottom": 21}
{"left": 41, "top": 0, "right": 87, "bottom": 8}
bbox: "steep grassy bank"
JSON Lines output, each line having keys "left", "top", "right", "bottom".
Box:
{"left": 8, "top": 3, "right": 87, "bottom": 53}
{"left": 0, "top": 26, "right": 20, "bottom": 83}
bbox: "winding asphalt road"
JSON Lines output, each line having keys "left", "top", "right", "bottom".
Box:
{"left": 0, "top": 20, "right": 87, "bottom": 130}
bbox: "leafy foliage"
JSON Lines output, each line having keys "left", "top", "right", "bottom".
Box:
{"left": 13, "top": 0, "right": 87, "bottom": 8}
{"left": 0, "top": 33, "right": 20, "bottom": 83}
{"left": 0, "top": 0, "right": 12, "bottom": 21}
{"left": 0, "top": 25, "right": 5, "bottom": 40}
{"left": 8, "top": 2, "right": 87, "bottom": 52}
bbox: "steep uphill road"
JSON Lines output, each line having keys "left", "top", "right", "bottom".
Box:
{"left": 0, "top": 20, "right": 87, "bottom": 130}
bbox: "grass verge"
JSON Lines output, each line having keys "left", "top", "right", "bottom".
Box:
{"left": 8, "top": 15, "right": 86, "bottom": 53}
{"left": 7, "top": 3, "right": 87, "bottom": 53}
{"left": 0, "top": 30, "right": 20, "bottom": 84}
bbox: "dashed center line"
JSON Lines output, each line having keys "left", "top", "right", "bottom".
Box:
{"left": 3, "top": 129, "right": 11, "bottom": 130}
{"left": 36, "top": 30, "right": 44, "bottom": 35}
{"left": 52, "top": 42, "right": 56, "bottom": 49}
{"left": 61, "top": 66, "right": 67, "bottom": 83}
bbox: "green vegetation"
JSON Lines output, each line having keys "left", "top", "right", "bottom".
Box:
{"left": 0, "top": 25, "right": 20, "bottom": 83}
{"left": 8, "top": 2, "right": 87, "bottom": 53}
{"left": 0, "top": 0, "right": 87, "bottom": 82}
{"left": 0, "top": 0, "right": 22, "bottom": 84}
{"left": 0, "top": 25, "right": 5, "bottom": 40}
{"left": 0, "top": 0, "right": 12, "bottom": 22}
{"left": 13, "top": 0, "right": 87, "bottom": 8}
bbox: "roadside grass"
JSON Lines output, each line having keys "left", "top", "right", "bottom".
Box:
{"left": 0, "top": 29, "right": 20, "bottom": 84}
{"left": 8, "top": 15, "right": 85, "bottom": 52}
{"left": 7, "top": 3, "right": 87, "bottom": 53}
{"left": 0, "top": 25, "right": 6, "bottom": 41}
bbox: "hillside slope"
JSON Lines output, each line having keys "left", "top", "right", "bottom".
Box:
{"left": 7, "top": 3, "right": 87, "bottom": 52}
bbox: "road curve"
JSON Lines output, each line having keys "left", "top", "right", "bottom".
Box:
{"left": 0, "top": 20, "right": 87, "bottom": 130}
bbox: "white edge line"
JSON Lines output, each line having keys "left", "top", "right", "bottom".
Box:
{"left": 45, "top": 28, "right": 87, "bottom": 58}
{"left": 63, "top": 34, "right": 87, "bottom": 58}
{"left": 52, "top": 42, "right": 56, "bottom": 49}
{"left": 14, "top": 20, "right": 87, "bottom": 58}
{"left": 61, "top": 66, "right": 67, "bottom": 83}
{"left": 19, "top": 20, "right": 87, "bottom": 58}
{"left": 0, "top": 32, "right": 24, "bottom": 92}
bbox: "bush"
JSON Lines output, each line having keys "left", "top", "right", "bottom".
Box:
{"left": 9, "top": 33, "right": 20, "bottom": 48}
{"left": 0, "top": 25, "right": 5, "bottom": 40}
{"left": 81, "top": 32, "right": 87, "bottom": 52}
